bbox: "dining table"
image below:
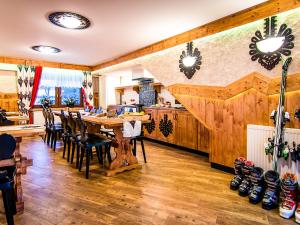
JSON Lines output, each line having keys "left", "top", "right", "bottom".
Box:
{"left": 4, "top": 112, "right": 20, "bottom": 116}
{"left": 53, "top": 110, "right": 88, "bottom": 117}
{"left": 0, "top": 125, "right": 45, "bottom": 213}
{"left": 6, "top": 115, "right": 29, "bottom": 124}
{"left": 82, "top": 114, "right": 150, "bottom": 176}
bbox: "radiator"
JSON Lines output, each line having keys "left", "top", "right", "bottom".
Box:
{"left": 247, "top": 124, "right": 300, "bottom": 180}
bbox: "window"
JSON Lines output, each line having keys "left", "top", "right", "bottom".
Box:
{"left": 61, "top": 87, "right": 81, "bottom": 106}
{"left": 34, "top": 68, "right": 83, "bottom": 107}
{"left": 35, "top": 86, "right": 56, "bottom": 106}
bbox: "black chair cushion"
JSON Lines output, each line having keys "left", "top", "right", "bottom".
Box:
{"left": 0, "top": 134, "right": 16, "bottom": 160}
{"left": 80, "top": 136, "right": 111, "bottom": 148}
{"left": 0, "top": 120, "right": 14, "bottom": 126}
{"left": 0, "top": 166, "right": 16, "bottom": 190}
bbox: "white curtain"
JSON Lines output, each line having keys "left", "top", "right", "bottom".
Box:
{"left": 82, "top": 71, "right": 93, "bottom": 107}
{"left": 17, "top": 65, "right": 35, "bottom": 114}
{"left": 39, "top": 67, "right": 83, "bottom": 88}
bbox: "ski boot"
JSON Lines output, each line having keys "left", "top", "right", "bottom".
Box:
{"left": 249, "top": 167, "right": 264, "bottom": 204}
{"left": 262, "top": 170, "right": 280, "bottom": 210}
{"left": 279, "top": 172, "right": 298, "bottom": 219}
{"left": 296, "top": 185, "right": 300, "bottom": 223}
{"left": 230, "top": 157, "right": 245, "bottom": 190}
{"left": 291, "top": 142, "right": 297, "bottom": 162}
{"left": 295, "top": 202, "right": 300, "bottom": 223}
{"left": 238, "top": 160, "right": 254, "bottom": 197}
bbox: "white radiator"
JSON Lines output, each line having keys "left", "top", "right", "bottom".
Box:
{"left": 247, "top": 124, "right": 300, "bottom": 180}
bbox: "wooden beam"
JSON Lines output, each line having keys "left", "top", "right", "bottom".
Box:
{"left": 0, "top": 56, "right": 92, "bottom": 71}
{"left": 92, "top": 0, "right": 300, "bottom": 71}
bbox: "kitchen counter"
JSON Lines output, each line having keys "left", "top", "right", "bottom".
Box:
{"left": 142, "top": 107, "right": 210, "bottom": 154}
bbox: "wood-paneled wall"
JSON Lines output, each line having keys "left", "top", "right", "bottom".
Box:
{"left": 168, "top": 72, "right": 300, "bottom": 168}
{"left": 0, "top": 92, "right": 18, "bottom": 112}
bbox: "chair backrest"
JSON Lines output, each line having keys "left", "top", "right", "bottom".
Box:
{"left": 0, "top": 112, "right": 14, "bottom": 126}
{"left": 96, "top": 107, "right": 103, "bottom": 114}
{"left": 0, "top": 134, "right": 16, "bottom": 160}
{"left": 42, "top": 108, "right": 48, "bottom": 126}
{"left": 0, "top": 109, "right": 7, "bottom": 116}
{"left": 123, "top": 120, "right": 142, "bottom": 138}
{"left": 47, "top": 109, "right": 55, "bottom": 127}
{"left": 0, "top": 112, "right": 6, "bottom": 122}
{"left": 76, "top": 112, "right": 82, "bottom": 121}
{"left": 76, "top": 112, "right": 87, "bottom": 142}
{"left": 44, "top": 109, "right": 50, "bottom": 126}
{"left": 59, "top": 110, "right": 70, "bottom": 133}
{"left": 68, "top": 112, "right": 77, "bottom": 135}
{"left": 107, "top": 109, "right": 117, "bottom": 118}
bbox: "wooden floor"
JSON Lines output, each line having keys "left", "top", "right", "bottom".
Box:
{"left": 0, "top": 137, "right": 294, "bottom": 225}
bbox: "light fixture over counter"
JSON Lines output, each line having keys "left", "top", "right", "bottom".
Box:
{"left": 249, "top": 16, "right": 294, "bottom": 70}
{"left": 32, "top": 45, "right": 61, "bottom": 54}
{"left": 179, "top": 41, "right": 201, "bottom": 79}
{"left": 49, "top": 12, "right": 90, "bottom": 29}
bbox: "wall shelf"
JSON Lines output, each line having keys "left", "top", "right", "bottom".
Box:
{"left": 115, "top": 82, "right": 162, "bottom": 94}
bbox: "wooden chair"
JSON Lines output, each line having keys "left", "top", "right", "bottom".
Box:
{"left": 131, "top": 133, "right": 147, "bottom": 163}
{"left": 58, "top": 110, "right": 72, "bottom": 161}
{"left": 131, "top": 116, "right": 149, "bottom": 163}
{"left": 42, "top": 108, "right": 51, "bottom": 143}
{"left": 76, "top": 113, "right": 111, "bottom": 179}
{"left": 0, "top": 112, "right": 14, "bottom": 126}
{"left": 68, "top": 112, "right": 81, "bottom": 166}
{"left": 100, "top": 127, "right": 115, "bottom": 138}
{"left": 0, "top": 134, "right": 17, "bottom": 225}
{"left": 47, "top": 109, "right": 63, "bottom": 151}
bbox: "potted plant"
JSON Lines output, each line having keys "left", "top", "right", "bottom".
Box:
{"left": 64, "top": 97, "right": 76, "bottom": 108}
{"left": 39, "top": 96, "right": 53, "bottom": 109}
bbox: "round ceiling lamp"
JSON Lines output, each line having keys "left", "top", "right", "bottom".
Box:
{"left": 32, "top": 45, "right": 61, "bottom": 54}
{"left": 179, "top": 41, "right": 202, "bottom": 79}
{"left": 249, "top": 16, "right": 294, "bottom": 70}
{"left": 49, "top": 12, "right": 90, "bottom": 29}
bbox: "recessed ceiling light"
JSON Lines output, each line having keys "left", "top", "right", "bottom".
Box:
{"left": 32, "top": 45, "right": 61, "bottom": 54}
{"left": 49, "top": 12, "right": 90, "bottom": 29}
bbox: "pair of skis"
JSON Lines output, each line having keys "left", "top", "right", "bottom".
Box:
{"left": 272, "top": 57, "right": 292, "bottom": 171}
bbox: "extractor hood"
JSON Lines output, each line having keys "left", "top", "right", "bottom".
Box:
{"left": 132, "top": 66, "right": 154, "bottom": 82}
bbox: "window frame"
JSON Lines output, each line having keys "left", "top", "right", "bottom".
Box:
{"left": 34, "top": 86, "right": 83, "bottom": 108}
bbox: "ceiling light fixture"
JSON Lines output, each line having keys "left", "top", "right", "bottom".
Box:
{"left": 32, "top": 45, "right": 61, "bottom": 54}
{"left": 256, "top": 36, "right": 285, "bottom": 54}
{"left": 179, "top": 41, "right": 201, "bottom": 79}
{"left": 249, "top": 16, "right": 294, "bottom": 70}
{"left": 49, "top": 12, "right": 90, "bottom": 29}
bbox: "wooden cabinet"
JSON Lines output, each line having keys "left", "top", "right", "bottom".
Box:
{"left": 174, "top": 111, "right": 198, "bottom": 150}
{"left": 144, "top": 108, "right": 158, "bottom": 139}
{"left": 156, "top": 109, "right": 175, "bottom": 143}
{"left": 143, "top": 107, "right": 210, "bottom": 154}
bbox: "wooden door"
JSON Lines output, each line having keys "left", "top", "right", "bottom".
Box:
{"left": 175, "top": 110, "right": 198, "bottom": 150}
{"left": 92, "top": 76, "right": 99, "bottom": 108}
{"left": 156, "top": 109, "right": 175, "bottom": 143}
{"left": 143, "top": 108, "right": 158, "bottom": 139}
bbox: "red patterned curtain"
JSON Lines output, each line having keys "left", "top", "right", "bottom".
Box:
{"left": 29, "top": 66, "right": 43, "bottom": 123}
